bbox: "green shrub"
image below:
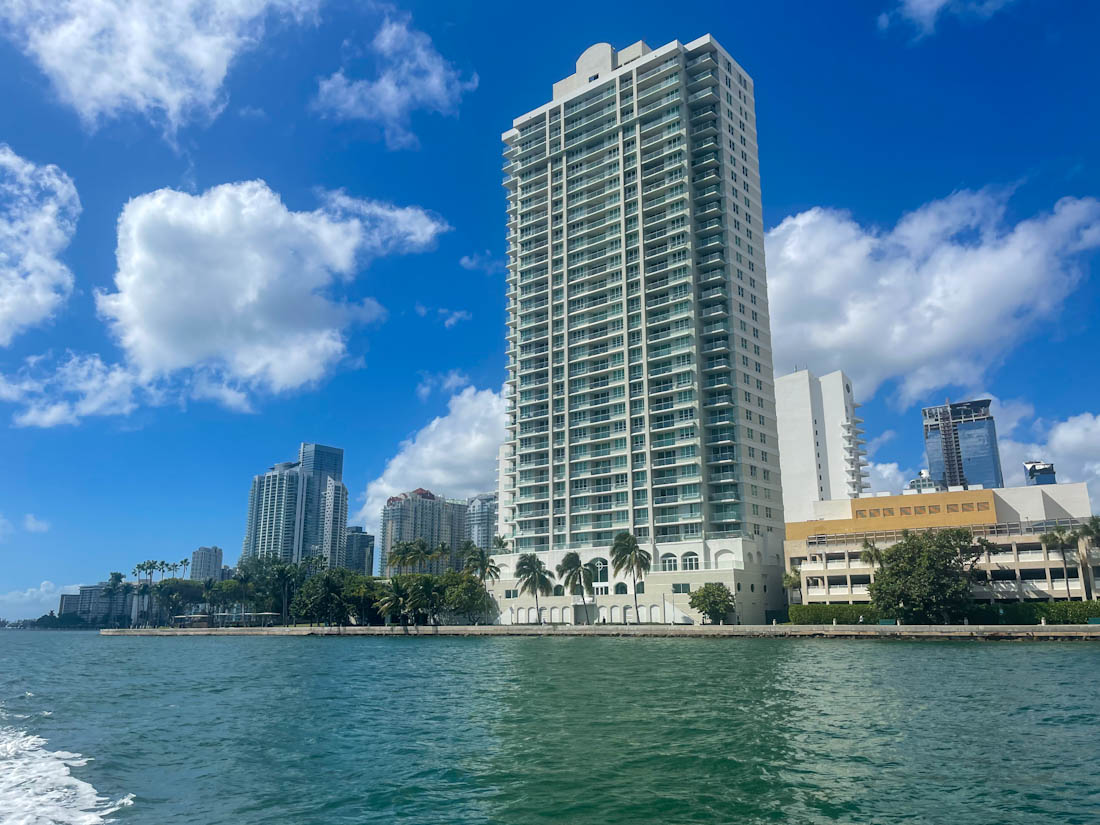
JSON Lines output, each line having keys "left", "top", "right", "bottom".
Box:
{"left": 788, "top": 604, "right": 881, "bottom": 624}
{"left": 966, "top": 600, "right": 1100, "bottom": 624}
{"left": 791, "top": 600, "right": 1100, "bottom": 625}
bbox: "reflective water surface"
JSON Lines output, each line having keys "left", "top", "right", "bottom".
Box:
{"left": 2, "top": 633, "right": 1097, "bottom": 824}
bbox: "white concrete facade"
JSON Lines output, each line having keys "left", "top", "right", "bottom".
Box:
{"left": 495, "top": 35, "right": 786, "bottom": 623}
{"left": 776, "top": 369, "right": 868, "bottom": 523}
{"left": 489, "top": 536, "right": 782, "bottom": 625}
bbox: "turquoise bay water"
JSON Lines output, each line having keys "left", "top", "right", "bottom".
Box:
{"left": 2, "top": 633, "right": 1099, "bottom": 824}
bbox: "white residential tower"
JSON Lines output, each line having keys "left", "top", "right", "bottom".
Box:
{"left": 775, "top": 369, "right": 868, "bottom": 523}
{"left": 495, "top": 35, "right": 785, "bottom": 625}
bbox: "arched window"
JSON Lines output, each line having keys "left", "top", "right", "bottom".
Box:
{"left": 614, "top": 582, "right": 628, "bottom": 595}
{"left": 591, "top": 557, "right": 609, "bottom": 582}
{"left": 750, "top": 583, "right": 755, "bottom": 592}
{"left": 553, "top": 584, "right": 565, "bottom": 596}
{"left": 661, "top": 553, "right": 678, "bottom": 571}
{"left": 636, "top": 581, "right": 645, "bottom": 594}
{"left": 736, "top": 581, "right": 742, "bottom": 591}
{"left": 682, "top": 552, "right": 699, "bottom": 571}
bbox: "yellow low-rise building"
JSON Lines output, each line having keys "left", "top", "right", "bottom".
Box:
{"left": 785, "top": 483, "right": 1096, "bottom": 604}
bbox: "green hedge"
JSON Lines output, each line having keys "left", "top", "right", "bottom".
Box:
{"left": 790, "top": 601, "right": 1100, "bottom": 625}
{"left": 965, "top": 600, "right": 1100, "bottom": 625}
{"left": 788, "top": 604, "right": 882, "bottom": 624}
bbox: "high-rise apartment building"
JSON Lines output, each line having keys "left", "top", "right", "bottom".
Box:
{"left": 379, "top": 489, "right": 468, "bottom": 574}
{"left": 242, "top": 461, "right": 303, "bottom": 562}
{"left": 241, "top": 443, "right": 348, "bottom": 566}
{"left": 775, "top": 369, "right": 868, "bottom": 522}
{"left": 922, "top": 400, "right": 1003, "bottom": 490}
{"left": 494, "top": 36, "right": 785, "bottom": 625}
{"left": 191, "top": 546, "right": 224, "bottom": 581}
{"left": 466, "top": 492, "right": 499, "bottom": 551}
{"left": 345, "top": 526, "right": 375, "bottom": 575}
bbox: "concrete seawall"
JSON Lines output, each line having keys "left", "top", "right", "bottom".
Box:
{"left": 101, "top": 624, "right": 1100, "bottom": 640}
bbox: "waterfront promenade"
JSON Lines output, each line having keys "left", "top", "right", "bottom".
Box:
{"left": 102, "top": 624, "right": 1100, "bottom": 640}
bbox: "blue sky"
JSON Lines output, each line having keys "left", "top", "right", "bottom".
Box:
{"left": 1, "top": 0, "right": 1098, "bottom": 618}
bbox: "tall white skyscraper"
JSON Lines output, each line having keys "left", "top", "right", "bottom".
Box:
{"left": 242, "top": 442, "right": 348, "bottom": 566}
{"left": 775, "top": 369, "right": 868, "bottom": 523}
{"left": 494, "top": 36, "right": 785, "bottom": 625}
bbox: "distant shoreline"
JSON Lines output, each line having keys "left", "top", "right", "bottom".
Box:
{"left": 100, "top": 624, "right": 1100, "bottom": 640}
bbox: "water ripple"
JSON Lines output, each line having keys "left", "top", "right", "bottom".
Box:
{"left": 1, "top": 634, "right": 1099, "bottom": 824}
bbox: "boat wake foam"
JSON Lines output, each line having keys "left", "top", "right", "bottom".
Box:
{"left": 0, "top": 726, "right": 134, "bottom": 824}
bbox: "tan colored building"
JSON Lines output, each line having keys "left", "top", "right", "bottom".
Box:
{"left": 784, "top": 483, "right": 1096, "bottom": 604}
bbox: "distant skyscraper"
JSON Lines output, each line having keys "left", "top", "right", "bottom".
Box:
{"left": 298, "top": 443, "right": 346, "bottom": 562}
{"left": 776, "top": 369, "right": 868, "bottom": 522}
{"left": 922, "top": 400, "right": 1003, "bottom": 489}
{"left": 242, "top": 460, "right": 304, "bottom": 562}
{"left": 379, "top": 489, "right": 467, "bottom": 574}
{"left": 241, "top": 443, "right": 348, "bottom": 565}
{"left": 58, "top": 593, "right": 80, "bottom": 616}
{"left": 345, "top": 526, "right": 375, "bottom": 574}
{"left": 1024, "top": 461, "right": 1056, "bottom": 486}
{"left": 321, "top": 476, "right": 349, "bottom": 569}
{"left": 465, "top": 492, "right": 498, "bottom": 551}
{"left": 191, "top": 546, "right": 223, "bottom": 581}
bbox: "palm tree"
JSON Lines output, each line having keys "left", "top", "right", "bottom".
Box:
{"left": 376, "top": 578, "right": 412, "bottom": 628}
{"left": 1078, "top": 516, "right": 1100, "bottom": 600}
{"left": 556, "top": 551, "right": 593, "bottom": 624}
{"left": 201, "top": 577, "right": 218, "bottom": 623}
{"left": 1041, "top": 526, "right": 1080, "bottom": 600}
{"left": 386, "top": 541, "right": 408, "bottom": 575}
{"left": 100, "top": 572, "right": 128, "bottom": 628}
{"left": 270, "top": 562, "right": 300, "bottom": 626}
{"left": 515, "top": 553, "right": 554, "bottom": 624}
{"left": 859, "top": 540, "right": 885, "bottom": 569}
{"left": 464, "top": 542, "right": 501, "bottom": 583}
{"left": 782, "top": 568, "right": 802, "bottom": 592}
{"left": 610, "top": 532, "right": 652, "bottom": 624}
{"left": 179, "top": 558, "right": 190, "bottom": 580}
{"left": 432, "top": 542, "right": 451, "bottom": 572}
{"left": 492, "top": 535, "right": 508, "bottom": 552}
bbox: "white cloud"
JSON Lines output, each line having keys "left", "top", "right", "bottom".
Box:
{"left": 878, "top": 0, "right": 1015, "bottom": 34}
{"left": 0, "top": 513, "right": 12, "bottom": 541}
{"left": 439, "top": 308, "right": 472, "bottom": 328}
{"left": 0, "top": 145, "right": 80, "bottom": 346}
{"left": 0, "top": 0, "right": 319, "bottom": 134}
{"left": 415, "top": 369, "right": 469, "bottom": 401}
{"left": 413, "top": 303, "right": 472, "bottom": 328}
{"left": 999, "top": 411, "right": 1100, "bottom": 510}
{"left": 23, "top": 513, "right": 49, "bottom": 533}
{"left": 867, "top": 461, "right": 914, "bottom": 494}
{"left": 355, "top": 385, "right": 505, "bottom": 532}
{"left": 5, "top": 352, "right": 138, "bottom": 428}
{"left": 315, "top": 11, "right": 478, "bottom": 149}
{"left": 766, "top": 190, "right": 1100, "bottom": 406}
{"left": 2, "top": 179, "right": 448, "bottom": 426}
{"left": 865, "top": 429, "right": 896, "bottom": 459}
{"left": 459, "top": 250, "right": 506, "bottom": 275}
{"left": 95, "top": 180, "right": 441, "bottom": 393}
{"left": 0, "top": 580, "right": 81, "bottom": 620}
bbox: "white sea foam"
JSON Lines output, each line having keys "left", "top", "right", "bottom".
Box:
{"left": 0, "top": 726, "right": 134, "bottom": 824}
